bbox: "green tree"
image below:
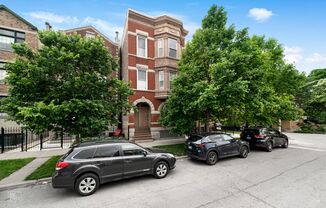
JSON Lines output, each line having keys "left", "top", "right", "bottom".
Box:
{"left": 2, "top": 30, "right": 132, "bottom": 141}
{"left": 160, "top": 5, "right": 305, "bottom": 135}
{"left": 301, "top": 68, "right": 326, "bottom": 123}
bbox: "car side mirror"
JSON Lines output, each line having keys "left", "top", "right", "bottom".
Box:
{"left": 143, "top": 151, "right": 148, "bottom": 157}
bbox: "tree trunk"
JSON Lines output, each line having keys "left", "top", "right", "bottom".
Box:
{"left": 76, "top": 134, "right": 80, "bottom": 144}
{"left": 204, "top": 110, "right": 210, "bottom": 132}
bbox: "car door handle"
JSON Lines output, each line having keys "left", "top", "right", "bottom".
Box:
{"left": 125, "top": 159, "right": 132, "bottom": 163}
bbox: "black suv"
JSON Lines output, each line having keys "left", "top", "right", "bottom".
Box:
{"left": 52, "top": 140, "right": 176, "bottom": 196}
{"left": 240, "top": 127, "right": 289, "bottom": 152}
{"left": 185, "top": 133, "right": 250, "bottom": 165}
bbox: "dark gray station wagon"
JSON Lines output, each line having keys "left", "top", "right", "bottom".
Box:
{"left": 52, "top": 141, "right": 176, "bottom": 196}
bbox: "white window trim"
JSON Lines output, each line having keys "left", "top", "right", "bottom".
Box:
{"left": 168, "top": 38, "right": 178, "bottom": 58}
{"left": 159, "top": 71, "right": 164, "bottom": 90}
{"left": 157, "top": 38, "right": 164, "bottom": 57}
{"left": 136, "top": 34, "right": 147, "bottom": 58}
{"left": 169, "top": 71, "right": 177, "bottom": 89}
{"left": 137, "top": 68, "right": 148, "bottom": 90}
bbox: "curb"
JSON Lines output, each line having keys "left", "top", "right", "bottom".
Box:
{"left": 0, "top": 177, "right": 51, "bottom": 192}
{"left": 176, "top": 155, "right": 188, "bottom": 160}
{"left": 0, "top": 156, "right": 189, "bottom": 191}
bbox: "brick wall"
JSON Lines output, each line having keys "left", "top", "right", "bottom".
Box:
{"left": 65, "top": 27, "right": 119, "bottom": 57}
{"left": 0, "top": 8, "right": 38, "bottom": 96}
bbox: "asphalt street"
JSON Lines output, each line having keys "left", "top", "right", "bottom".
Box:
{"left": 1, "top": 133, "right": 326, "bottom": 208}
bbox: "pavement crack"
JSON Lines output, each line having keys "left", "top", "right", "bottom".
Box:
{"left": 241, "top": 189, "right": 278, "bottom": 208}
{"left": 244, "top": 154, "right": 326, "bottom": 191}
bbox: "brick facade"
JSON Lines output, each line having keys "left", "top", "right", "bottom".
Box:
{"left": 64, "top": 26, "right": 119, "bottom": 57}
{"left": 121, "top": 9, "right": 188, "bottom": 140}
{"left": 0, "top": 5, "right": 38, "bottom": 96}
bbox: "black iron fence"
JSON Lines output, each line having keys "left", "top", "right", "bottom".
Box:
{"left": 0, "top": 126, "right": 75, "bottom": 154}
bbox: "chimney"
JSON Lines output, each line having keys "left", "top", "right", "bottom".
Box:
{"left": 115, "top": 31, "right": 120, "bottom": 43}
{"left": 45, "top": 22, "right": 52, "bottom": 30}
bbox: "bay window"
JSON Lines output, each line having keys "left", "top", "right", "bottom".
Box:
{"left": 169, "top": 71, "right": 177, "bottom": 89}
{"left": 157, "top": 38, "right": 164, "bottom": 57}
{"left": 159, "top": 71, "right": 164, "bottom": 89}
{"left": 168, "top": 38, "right": 177, "bottom": 58}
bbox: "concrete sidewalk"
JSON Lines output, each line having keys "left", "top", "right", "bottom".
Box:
{"left": 0, "top": 137, "right": 186, "bottom": 190}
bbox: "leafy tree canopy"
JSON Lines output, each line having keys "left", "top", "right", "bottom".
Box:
{"left": 2, "top": 30, "right": 132, "bottom": 137}
{"left": 160, "top": 5, "right": 305, "bottom": 134}
{"left": 300, "top": 68, "right": 326, "bottom": 123}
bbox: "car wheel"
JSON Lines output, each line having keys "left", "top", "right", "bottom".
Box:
{"left": 206, "top": 151, "right": 218, "bottom": 165}
{"left": 266, "top": 141, "right": 273, "bottom": 152}
{"left": 75, "top": 173, "right": 99, "bottom": 196}
{"left": 154, "top": 161, "right": 169, "bottom": 179}
{"left": 282, "top": 139, "right": 288, "bottom": 148}
{"left": 239, "top": 146, "right": 249, "bottom": 158}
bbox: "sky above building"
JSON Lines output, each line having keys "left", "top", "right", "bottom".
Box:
{"left": 2, "top": 0, "right": 325, "bottom": 74}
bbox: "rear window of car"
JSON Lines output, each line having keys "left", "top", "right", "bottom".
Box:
{"left": 94, "top": 145, "right": 120, "bottom": 158}
{"left": 243, "top": 129, "right": 260, "bottom": 134}
{"left": 74, "top": 148, "right": 96, "bottom": 159}
{"left": 188, "top": 135, "right": 203, "bottom": 142}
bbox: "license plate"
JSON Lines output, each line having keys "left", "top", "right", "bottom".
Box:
{"left": 246, "top": 135, "right": 251, "bottom": 140}
{"left": 188, "top": 145, "right": 192, "bottom": 149}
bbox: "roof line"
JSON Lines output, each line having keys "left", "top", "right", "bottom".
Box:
{"left": 64, "top": 25, "right": 119, "bottom": 46}
{"left": 0, "top": 4, "right": 37, "bottom": 30}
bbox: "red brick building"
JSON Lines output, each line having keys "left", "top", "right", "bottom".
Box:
{"left": 121, "top": 9, "right": 188, "bottom": 140}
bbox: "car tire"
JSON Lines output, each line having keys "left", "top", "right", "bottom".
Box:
{"left": 154, "top": 161, "right": 169, "bottom": 179}
{"left": 239, "top": 146, "right": 249, "bottom": 158}
{"left": 266, "top": 141, "right": 273, "bottom": 152}
{"left": 206, "top": 151, "right": 218, "bottom": 165}
{"left": 75, "top": 173, "right": 99, "bottom": 196}
{"left": 282, "top": 139, "right": 289, "bottom": 148}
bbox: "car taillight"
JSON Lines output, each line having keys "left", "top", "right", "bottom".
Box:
{"left": 254, "top": 134, "right": 266, "bottom": 139}
{"left": 196, "top": 143, "right": 205, "bottom": 149}
{"left": 56, "top": 161, "right": 70, "bottom": 170}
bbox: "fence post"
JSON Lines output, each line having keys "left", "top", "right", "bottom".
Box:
{"left": 21, "top": 128, "right": 24, "bottom": 152}
{"left": 60, "top": 129, "right": 63, "bottom": 148}
{"left": 40, "top": 134, "right": 43, "bottom": 150}
{"left": 25, "top": 129, "right": 28, "bottom": 152}
{"left": 128, "top": 126, "right": 130, "bottom": 141}
{"left": 1, "top": 127, "right": 4, "bottom": 153}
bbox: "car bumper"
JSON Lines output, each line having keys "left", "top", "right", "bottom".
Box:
{"left": 253, "top": 140, "right": 268, "bottom": 148}
{"left": 187, "top": 151, "right": 206, "bottom": 161}
{"left": 52, "top": 171, "right": 75, "bottom": 189}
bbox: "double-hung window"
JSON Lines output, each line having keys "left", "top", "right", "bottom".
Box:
{"left": 168, "top": 38, "right": 177, "bottom": 58}
{"left": 0, "top": 62, "right": 7, "bottom": 83}
{"left": 159, "top": 71, "right": 164, "bottom": 89}
{"left": 137, "top": 35, "right": 147, "bottom": 57}
{"left": 169, "top": 71, "right": 177, "bottom": 89}
{"left": 137, "top": 68, "right": 147, "bottom": 90}
{"left": 0, "top": 28, "right": 25, "bottom": 51}
{"left": 157, "top": 38, "right": 164, "bottom": 57}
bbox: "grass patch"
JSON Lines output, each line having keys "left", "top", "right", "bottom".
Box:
{"left": 0, "top": 157, "right": 35, "bottom": 181}
{"left": 25, "top": 155, "right": 61, "bottom": 181}
{"left": 153, "top": 143, "right": 186, "bottom": 156}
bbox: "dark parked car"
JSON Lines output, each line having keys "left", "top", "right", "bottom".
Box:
{"left": 185, "top": 133, "right": 250, "bottom": 165}
{"left": 240, "top": 127, "right": 289, "bottom": 152}
{"left": 52, "top": 140, "right": 176, "bottom": 196}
